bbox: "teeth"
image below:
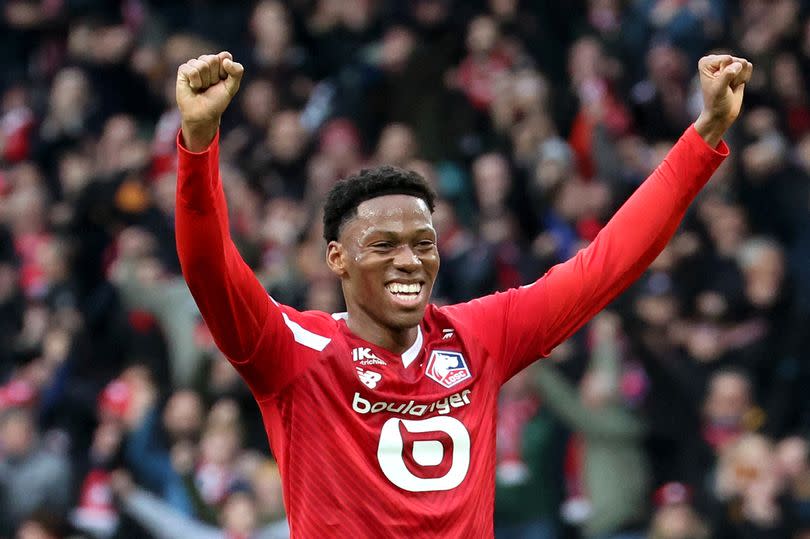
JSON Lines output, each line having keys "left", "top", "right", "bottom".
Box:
{"left": 386, "top": 283, "right": 421, "bottom": 294}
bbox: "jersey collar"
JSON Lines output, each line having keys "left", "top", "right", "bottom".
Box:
{"left": 332, "top": 312, "right": 423, "bottom": 368}
{"left": 401, "top": 326, "right": 423, "bottom": 368}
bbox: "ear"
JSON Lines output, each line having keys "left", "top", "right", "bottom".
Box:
{"left": 326, "top": 241, "right": 347, "bottom": 277}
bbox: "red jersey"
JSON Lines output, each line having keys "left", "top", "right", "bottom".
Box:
{"left": 175, "top": 126, "right": 727, "bottom": 538}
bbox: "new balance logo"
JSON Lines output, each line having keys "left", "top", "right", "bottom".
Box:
{"left": 356, "top": 368, "right": 383, "bottom": 389}
{"left": 352, "top": 347, "right": 387, "bottom": 366}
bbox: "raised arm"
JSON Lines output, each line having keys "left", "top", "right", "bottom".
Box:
{"left": 175, "top": 53, "right": 317, "bottom": 398}
{"left": 175, "top": 51, "right": 266, "bottom": 357}
{"left": 442, "top": 55, "right": 753, "bottom": 383}
{"left": 536, "top": 55, "right": 753, "bottom": 352}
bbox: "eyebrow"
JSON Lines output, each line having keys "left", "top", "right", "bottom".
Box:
{"left": 362, "top": 227, "right": 436, "bottom": 240}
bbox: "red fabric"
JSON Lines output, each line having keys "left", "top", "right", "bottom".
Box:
{"left": 0, "top": 379, "right": 37, "bottom": 408}
{"left": 72, "top": 469, "right": 119, "bottom": 533}
{"left": 654, "top": 481, "right": 692, "bottom": 507}
{"left": 150, "top": 153, "right": 176, "bottom": 179}
{"left": 77, "top": 470, "right": 116, "bottom": 513}
{"left": 568, "top": 111, "right": 596, "bottom": 179}
{"left": 1, "top": 107, "right": 34, "bottom": 163}
{"left": 98, "top": 379, "right": 132, "bottom": 419}
{"left": 568, "top": 84, "right": 631, "bottom": 179}
{"left": 15, "top": 232, "right": 51, "bottom": 298}
{"left": 320, "top": 118, "right": 361, "bottom": 151}
{"left": 576, "top": 217, "right": 603, "bottom": 242}
{"left": 456, "top": 51, "right": 512, "bottom": 111}
{"left": 496, "top": 396, "right": 540, "bottom": 463}
{"left": 174, "top": 125, "right": 727, "bottom": 537}
{"left": 702, "top": 422, "right": 742, "bottom": 452}
{"left": 564, "top": 434, "right": 587, "bottom": 498}
{"left": 128, "top": 310, "right": 157, "bottom": 333}
{"left": 150, "top": 109, "right": 181, "bottom": 180}
{"left": 786, "top": 104, "right": 810, "bottom": 140}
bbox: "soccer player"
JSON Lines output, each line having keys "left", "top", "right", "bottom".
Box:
{"left": 174, "top": 51, "right": 752, "bottom": 537}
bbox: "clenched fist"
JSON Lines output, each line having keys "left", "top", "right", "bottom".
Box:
{"left": 176, "top": 51, "right": 244, "bottom": 152}
{"left": 694, "top": 54, "right": 753, "bottom": 146}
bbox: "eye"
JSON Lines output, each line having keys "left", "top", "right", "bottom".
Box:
{"left": 416, "top": 239, "right": 435, "bottom": 250}
{"left": 371, "top": 241, "right": 395, "bottom": 250}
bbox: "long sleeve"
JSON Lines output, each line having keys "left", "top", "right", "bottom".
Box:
{"left": 122, "top": 488, "right": 222, "bottom": 539}
{"left": 175, "top": 131, "right": 328, "bottom": 398}
{"left": 442, "top": 125, "right": 728, "bottom": 382}
{"left": 535, "top": 126, "right": 728, "bottom": 353}
{"left": 175, "top": 130, "right": 271, "bottom": 363}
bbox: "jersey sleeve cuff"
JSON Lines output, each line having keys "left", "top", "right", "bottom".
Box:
{"left": 176, "top": 128, "right": 220, "bottom": 209}
{"left": 176, "top": 128, "right": 220, "bottom": 157}
{"left": 685, "top": 123, "right": 730, "bottom": 158}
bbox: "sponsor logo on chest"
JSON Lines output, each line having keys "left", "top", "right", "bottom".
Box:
{"left": 425, "top": 350, "right": 472, "bottom": 388}
{"left": 352, "top": 347, "right": 387, "bottom": 366}
{"left": 352, "top": 389, "right": 472, "bottom": 416}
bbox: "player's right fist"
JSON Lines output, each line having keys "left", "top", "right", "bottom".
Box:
{"left": 176, "top": 51, "right": 244, "bottom": 151}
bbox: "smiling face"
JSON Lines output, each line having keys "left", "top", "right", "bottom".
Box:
{"left": 327, "top": 194, "right": 439, "bottom": 339}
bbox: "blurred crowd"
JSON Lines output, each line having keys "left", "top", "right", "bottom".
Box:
{"left": 0, "top": 0, "right": 809, "bottom": 538}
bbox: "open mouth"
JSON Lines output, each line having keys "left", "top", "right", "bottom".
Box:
{"left": 385, "top": 282, "right": 424, "bottom": 306}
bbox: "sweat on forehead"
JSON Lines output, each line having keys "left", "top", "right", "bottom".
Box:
{"left": 341, "top": 195, "right": 433, "bottom": 240}
{"left": 322, "top": 165, "right": 437, "bottom": 243}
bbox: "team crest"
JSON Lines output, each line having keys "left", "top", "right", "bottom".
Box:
{"left": 425, "top": 350, "right": 471, "bottom": 388}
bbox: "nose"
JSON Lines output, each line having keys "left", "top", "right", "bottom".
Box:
{"left": 392, "top": 245, "right": 420, "bottom": 272}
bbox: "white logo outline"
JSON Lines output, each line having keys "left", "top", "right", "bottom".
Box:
{"left": 352, "top": 347, "right": 387, "bottom": 366}
{"left": 377, "top": 415, "right": 471, "bottom": 492}
{"left": 356, "top": 368, "right": 382, "bottom": 389}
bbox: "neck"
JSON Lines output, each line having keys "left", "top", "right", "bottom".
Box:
{"left": 345, "top": 305, "right": 419, "bottom": 354}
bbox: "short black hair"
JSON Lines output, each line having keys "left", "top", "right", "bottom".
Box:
{"left": 322, "top": 165, "right": 437, "bottom": 242}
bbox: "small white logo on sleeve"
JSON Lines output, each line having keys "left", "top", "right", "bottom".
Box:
{"left": 356, "top": 368, "right": 382, "bottom": 389}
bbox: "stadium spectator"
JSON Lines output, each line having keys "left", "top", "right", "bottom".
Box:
{"left": 495, "top": 366, "right": 562, "bottom": 539}
{"left": 648, "top": 482, "right": 709, "bottom": 539}
{"left": 0, "top": 407, "right": 71, "bottom": 536}
{"left": 536, "top": 314, "right": 649, "bottom": 539}
{"left": 110, "top": 470, "right": 288, "bottom": 539}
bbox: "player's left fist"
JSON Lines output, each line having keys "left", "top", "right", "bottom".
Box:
{"left": 694, "top": 54, "right": 753, "bottom": 143}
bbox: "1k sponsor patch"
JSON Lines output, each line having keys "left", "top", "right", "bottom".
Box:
{"left": 352, "top": 347, "right": 387, "bottom": 366}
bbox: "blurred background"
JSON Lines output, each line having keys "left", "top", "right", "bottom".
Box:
{"left": 0, "top": 0, "right": 809, "bottom": 538}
